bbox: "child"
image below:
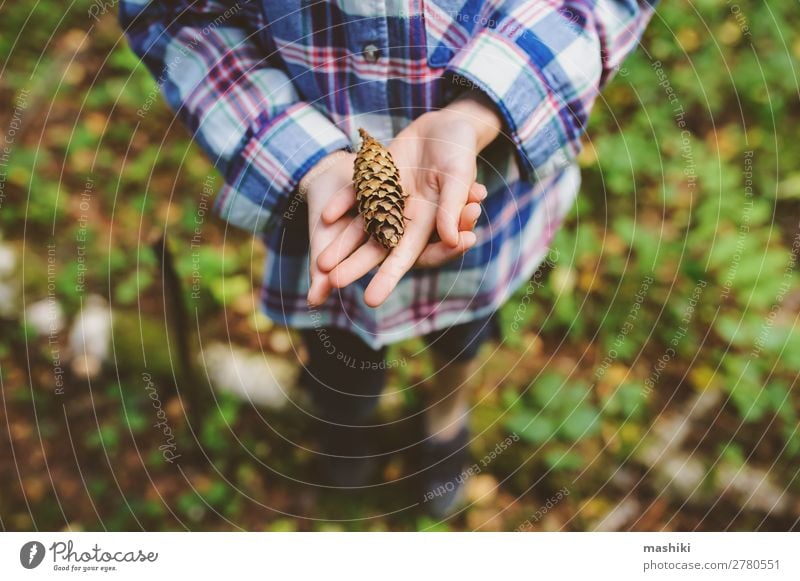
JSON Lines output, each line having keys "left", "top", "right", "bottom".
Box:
{"left": 120, "top": 0, "right": 655, "bottom": 517}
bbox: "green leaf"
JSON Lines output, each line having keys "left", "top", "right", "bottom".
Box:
{"left": 506, "top": 413, "right": 555, "bottom": 445}
{"left": 543, "top": 449, "right": 584, "bottom": 471}
{"left": 209, "top": 275, "right": 251, "bottom": 306}
{"left": 559, "top": 406, "right": 601, "bottom": 440}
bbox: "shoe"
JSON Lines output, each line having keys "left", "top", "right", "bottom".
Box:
{"left": 418, "top": 425, "right": 470, "bottom": 518}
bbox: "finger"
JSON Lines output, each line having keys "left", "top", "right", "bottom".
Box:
{"left": 307, "top": 273, "right": 333, "bottom": 306}
{"left": 317, "top": 216, "right": 367, "bottom": 272}
{"left": 416, "top": 231, "right": 478, "bottom": 268}
{"left": 363, "top": 199, "right": 438, "bottom": 307}
{"left": 437, "top": 173, "right": 471, "bottom": 248}
{"left": 467, "top": 182, "right": 488, "bottom": 203}
{"left": 307, "top": 212, "right": 350, "bottom": 305}
{"left": 324, "top": 183, "right": 481, "bottom": 259}
{"left": 459, "top": 202, "right": 481, "bottom": 231}
{"left": 321, "top": 188, "right": 356, "bottom": 225}
{"left": 329, "top": 240, "right": 388, "bottom": 289}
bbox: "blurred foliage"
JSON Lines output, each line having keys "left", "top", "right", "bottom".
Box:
{"left": 0, "top": 0, "right": 798, "bottom": 531}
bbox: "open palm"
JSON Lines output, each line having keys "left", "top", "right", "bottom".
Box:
{"left": 315, "top": 112, "right": 484, "bottom": 307}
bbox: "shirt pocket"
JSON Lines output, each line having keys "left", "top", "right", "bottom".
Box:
{"left": 420, "top": 0, "right": 480, "bottom": 68}
{"left": 258, "top": 0, "right": 325, "bottom": 102}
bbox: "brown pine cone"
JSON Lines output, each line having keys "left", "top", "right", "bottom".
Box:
{"left": 353, "top": 128, "right": 407, "bottom": 249}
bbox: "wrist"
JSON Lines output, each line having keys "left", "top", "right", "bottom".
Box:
{"left": 442, "top": 89, "right": 503, "bottom": 151}
{"left": 298, "top": 149, "right": 351, "bottom": 198}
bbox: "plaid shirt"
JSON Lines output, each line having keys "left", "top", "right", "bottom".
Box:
{"left": 120, "top": 0, "right": 656, "bottom": 349}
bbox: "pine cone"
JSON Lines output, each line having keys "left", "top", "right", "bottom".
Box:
{"left": 353, "top": 128, "right": 407, "bottom": 249}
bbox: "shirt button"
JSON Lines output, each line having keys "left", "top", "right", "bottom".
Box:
{"left": 363, "top": 43, "right": 381, "bottom": 63}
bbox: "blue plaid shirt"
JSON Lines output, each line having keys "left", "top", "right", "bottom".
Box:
{"left": 120, "top": 0, "right": 656, "bottom": 349}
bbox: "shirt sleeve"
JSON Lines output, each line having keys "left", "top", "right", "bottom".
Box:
{"left": 443, "top": 0, "right": 657, "bottom": 182}
{"left": 119, "top": 0, "right": 352, "bottom": 234}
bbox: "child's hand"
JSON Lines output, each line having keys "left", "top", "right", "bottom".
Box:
{"left": 302, "top": 150, "right": 357, "bottom": 308}
{"left": 315, "top": 92, "right": 502, "bottom": 308}
{"left": 303, "top": 150, "right": 484, "bottom": 307}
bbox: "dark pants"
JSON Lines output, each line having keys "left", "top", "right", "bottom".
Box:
{"left": 298, "top": 315, "right": 496, "bottom": 447}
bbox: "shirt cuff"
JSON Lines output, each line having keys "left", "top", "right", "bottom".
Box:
{"left": 213, "top": 102, "right": 352, "bottom": 234}
{"left": 444, "top": 29, "right": 578, "bottom": 182}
